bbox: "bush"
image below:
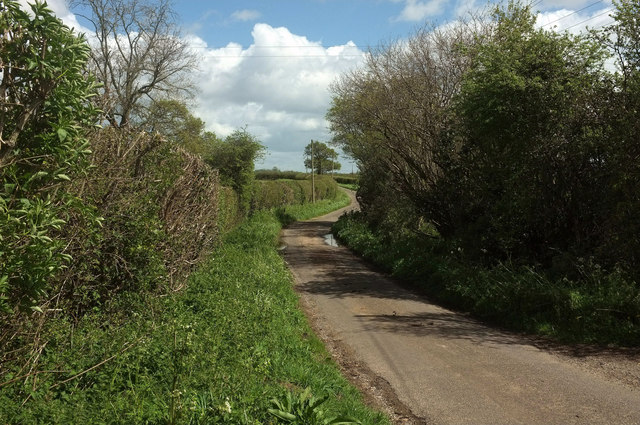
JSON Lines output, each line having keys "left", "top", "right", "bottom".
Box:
{"left": 255, "top": 169, "right": 307, "bottom": 180}
{"left": 0, "top": 1, "right": 100, "bottom": 313}
{"left": 56, "top": 128, "right": 224, "bottom": 312}
{"left": 252, "top": 176, "right": 339, "bottom": 211}
{"left": 334, "top": 212, "right": 640, "bottom": 346}
{"left": 0, "top": 200, "right": 386, "bottom": 425}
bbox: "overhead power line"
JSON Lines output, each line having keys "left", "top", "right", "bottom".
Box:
{"left": 563, "top": 8, "right": 613, "bottom": 30}
{"left": 540, "top": 0, "right": 604, "bottom": 27}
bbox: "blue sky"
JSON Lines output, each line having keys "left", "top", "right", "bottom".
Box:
{"left": 25, "top": 0, "right": 616, "bottom": 171}
{"left": 177, "top": 0, "right": 454, "bottom": 50}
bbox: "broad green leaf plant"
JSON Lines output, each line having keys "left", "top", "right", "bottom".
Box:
{"left": 268, "top": 387, "right": 362, "bottom": 425}
{"left": 0, "top": 0, "right": 99, "bottom": 312}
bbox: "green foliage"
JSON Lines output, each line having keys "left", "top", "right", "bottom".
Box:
{"left": 269, "top": 387, "right": 362, "bottom": 425}
{"left": 253, "top": 176, "right": 340, "bottom": 212}
{"left": 1, "top": 203, "right": 386, "bottom": 425}
{"left": 304, "top": 141, "right": 341, "bottom": 175}
{"left": 57, "top": 128, "right": 224, "bottom": 313}
{"left": 333, "top": 175, "right": 357, "bottom": 186}
{"left": 334, "top": 212, "right": 640, "bottom": 346}
{"left": 596, "top": 0, "right": 640, "bottom": 272}
{"left": 207, "top": 129, "right": 265, "bottom": 214}
{"left": 327, "top": 0, "right": 640, "bottom": 345}
{"left": 256, "top": 169, "right": 308, "bottom": 180}
{"left": 275, "top": 190, "right": 351, "bottom": 226}
{"left": 448, "top": 1, "right": 610, "bottom": 263}
{"left": 143, "top": 99, "right": 221, "bottom": 157}
{"left": 0, "top": 0, "right": 99, "bottom": 312}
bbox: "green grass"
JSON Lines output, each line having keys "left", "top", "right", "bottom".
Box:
{"left": 333, "top": 212, "right": 640, "bottom": 347}
{"left": 1, "top": 195, "right": 387, "bottom": 424}
{"left": 337, "top": 183, "right": 358, "bottom": 191}
{"left": 275, "top": 190, "right": 351, "bottom": 226}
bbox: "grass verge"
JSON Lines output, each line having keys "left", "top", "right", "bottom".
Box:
{"left": 1, "top": 197, "right": 388, "bottom": 424}
{"left": 275, "top": 189, "right": 351, "bottom": 226}
{"left": 337, "top": 183, "right": 358, "bottom": 191}
{"left": 333, "top": 211, "right": 640, "bottom": 347}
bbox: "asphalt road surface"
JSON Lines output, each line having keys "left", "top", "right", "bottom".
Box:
{"left": 281, "top": 190, "right": 640, "bottom": 425}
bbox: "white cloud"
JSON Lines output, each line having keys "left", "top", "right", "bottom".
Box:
{"left": 393, "top": 0, "right": 449, "bottom": 22}
{"left": 536, "top": 6, "right": 614, "bottom": 33}
{"left": 231, "top": 9, "right": 261, "bottom": 22}
{"left": 454, "top": 0, "right": 482, "bottom": 18}
{"left": 190, "top": 24, "right": 365, "bottom": 170}
{"left": 537, "top": 0, "right": 612, "bottom": 9}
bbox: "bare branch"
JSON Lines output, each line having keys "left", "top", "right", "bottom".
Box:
{"left": 71, "top": 0, "right": 197, "bottom": 128}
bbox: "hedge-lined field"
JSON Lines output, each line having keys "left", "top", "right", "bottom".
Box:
{"left": 253, "top": 176, "right": 339, "bottom": 211}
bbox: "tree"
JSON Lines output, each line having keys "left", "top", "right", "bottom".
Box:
{"left": 143, "top": 99, "right": 219, "bottom": 156}
{"left": 304, "top": 141, "right": 341, "bottom": 175}
{"left": 0, "top": 0, "right": 99, "bottom": 311}
{"left": 597, "top": 0, "right": 640, "bottom": 270}
{"left": 451, "top": 1, "right": 610, "bottom": 262}
{"left": 327, "top": 17, "right": 487, "bottom": 228}
{"left": 71, "top": 0, "right": 197, "bottom": 127}
{"left": 206, "top": 129, "right": 265, "bottom": 212}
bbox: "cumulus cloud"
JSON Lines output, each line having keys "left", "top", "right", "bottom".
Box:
{"left": 536, "top": 6, "right": 614, "bottom": 33}
{"left": 231, "top": 9, "right": 261, "bottom": 22}
{"left": 393, "top": 0, "right": 449, "bottom": 21}
{"left": 190, "top": 24, "right": 365, "bottom": 170}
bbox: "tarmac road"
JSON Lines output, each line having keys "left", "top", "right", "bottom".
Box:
{"left": 281, "top": 189, "right": 640, "bottom": 425}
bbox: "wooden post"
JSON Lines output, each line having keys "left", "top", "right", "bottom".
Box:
{"left": 311, "top": 140, "right": 315, "bottom": 203}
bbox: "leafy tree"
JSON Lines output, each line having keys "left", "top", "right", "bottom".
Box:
{"left": 303, "top": 140, "right": 341, "bottom": 175}
{"left": 451, "top": 1, "right": 610, "bottom": 262}
{"left": 71, "top": 0, "right": 197, "bottom": 127}
{"left": 206, "top": 129, "right": 265, "bottom": 213}
{"left": 143, "top": 99, "right": 220, "bottom": 156}
{"left": 598, "top": 0, "right": 640, "bottom": 270}
{"left": 0, "top": 0, "right": 99, "bottom": 311}
{"left": 327, "top": 18, "right": 486, "bottom": 228}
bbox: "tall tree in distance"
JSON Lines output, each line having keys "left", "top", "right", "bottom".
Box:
{"left": 304, "top": 141, "right": 341, "bottom": 175}
{"left": 142, "top": 99, "right": 220, "bottom": 156}
{"left": 71, "top": 0, "right": 197, "bottom": 127}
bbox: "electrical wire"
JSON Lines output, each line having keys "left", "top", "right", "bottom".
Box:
{"left": 540, "top": 0, "right": 604, "bottom": 27}
{"left": 563, "top": 8, "right": 613, "bottom": 30}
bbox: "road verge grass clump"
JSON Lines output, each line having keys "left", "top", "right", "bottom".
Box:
{"left": 333, "top": 212, "right": 640, "bottom": 346}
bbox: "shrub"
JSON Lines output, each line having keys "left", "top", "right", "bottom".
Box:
{"left": 253, "top": 176, "right": 340, "bottom": 211}
{"left": 56, "top": 128, "right": 224, "bottom": 312}
{"left": 0, "top": 1, "right": 100, "bottom": 313}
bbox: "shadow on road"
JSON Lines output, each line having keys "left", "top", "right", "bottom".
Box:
{"left": 284, "top": 207, "right": 640, "bottom": 362}
{"left": 353, "top": 312, "right": 525, "bottom": 346}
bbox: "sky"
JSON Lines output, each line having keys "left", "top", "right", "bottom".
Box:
{"left": 21, "top": 0, "right": 616, "bottom": 171}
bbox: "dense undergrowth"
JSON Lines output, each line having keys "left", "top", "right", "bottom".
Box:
{"left": 1, "top": 196, "right": 386, "bottom": 424}
{"left": 0, "top": 3, "right": 381, "bottom": 423}
{"left": 334, "top": 212, "right": 640, "bottom": 346}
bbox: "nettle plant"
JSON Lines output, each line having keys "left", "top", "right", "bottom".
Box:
{"left": 0, "top": 0, "right": 99, "bottom": 312}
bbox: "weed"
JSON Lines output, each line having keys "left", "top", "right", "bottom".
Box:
{"left": 269, "top": 387, "right": 362, "bottom": 424}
